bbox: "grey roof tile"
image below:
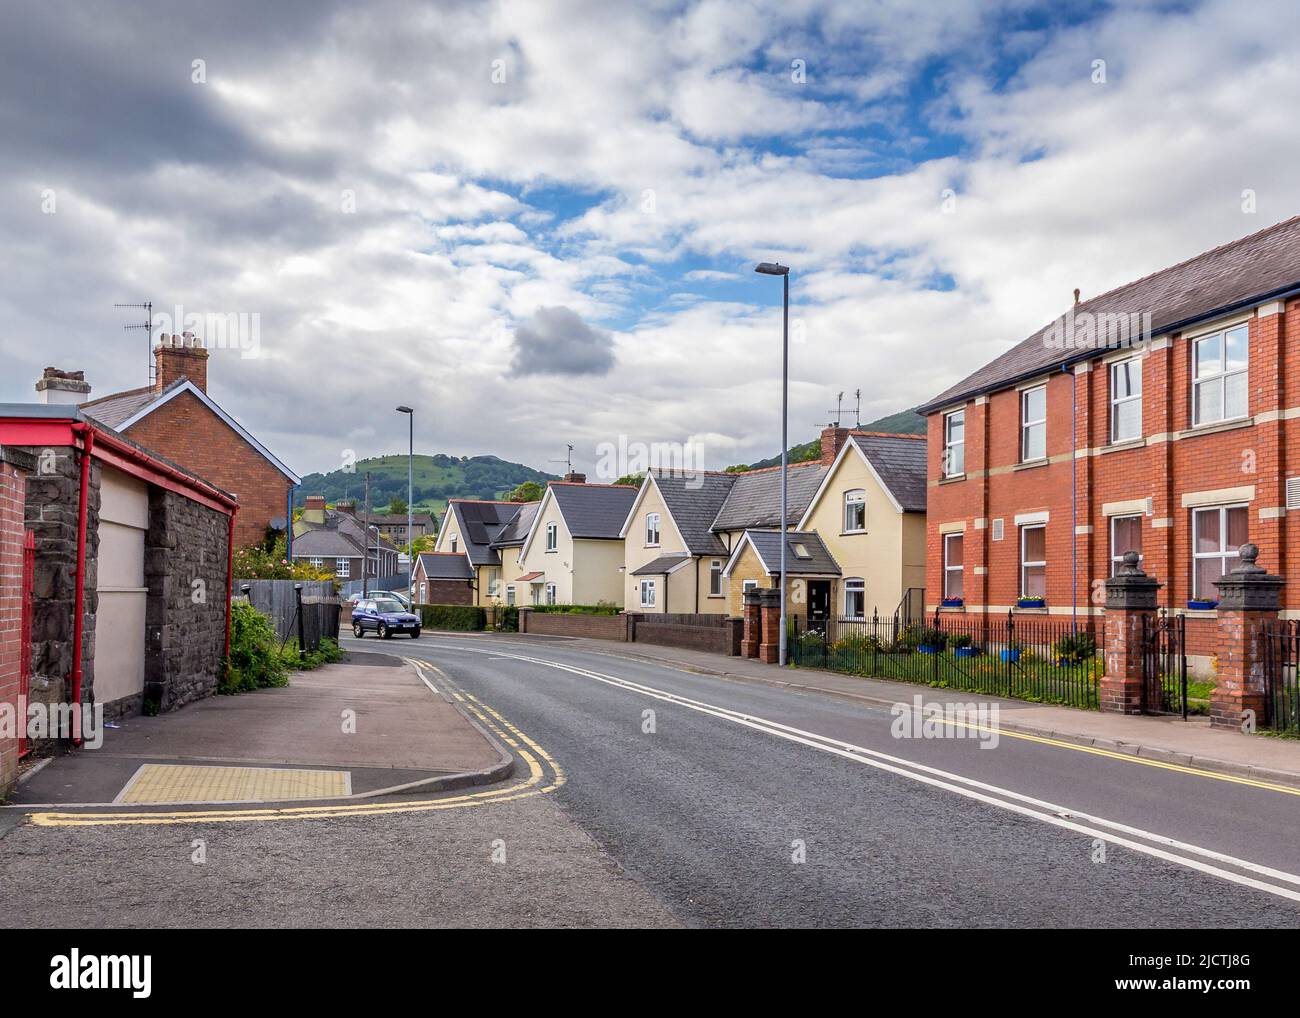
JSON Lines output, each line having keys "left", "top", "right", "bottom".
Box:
{"left": 735, "top": 529, "right": 841, "bottom": 577}
{"left": 711, "top": 462, "right": 828, "bottom": 531}
{"left": 920, "top": 214, "right": 1300, "bottom": 413}
{"left": 648, "top": 472, "right": 737, "bottom": 555}
{"left": 850, "top": 433, "right": 927, "bottom": 512}
{"left": 549, "top": 482, "right": 639, "bottom": 539}
{"left": 416, "top": 552, "right": 474, "bottom": 580}
{"left": 632, "top": 552, "right": 692, "bottom": 575}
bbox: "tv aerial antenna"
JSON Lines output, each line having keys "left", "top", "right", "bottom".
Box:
{"left": 114, "top": 301, "right": 155, "bottom": 385}
{"left": 549, "top": 444, "right": 575, "bottom": 476}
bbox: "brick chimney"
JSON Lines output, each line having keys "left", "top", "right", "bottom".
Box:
{"left": 563, "top": 472, "right": 587, "bottom": 484}
{"left": 35, "top": 367, "right": 91, "bottom": 405}
{"left": 154, "top": 332, "right": 208, "bottom": 392}
{"left": 820, "top": 426, "right": 850, "bottom": 464}
{"left": 335, "top": 498, "right": 356, "bottom": 516}
{"left": 303, "top": 494, "right": 326, "bottom": 525}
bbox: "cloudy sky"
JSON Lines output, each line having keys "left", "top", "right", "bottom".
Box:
{"left": 3, "top": 0, "right": 1298, "bottom": 479}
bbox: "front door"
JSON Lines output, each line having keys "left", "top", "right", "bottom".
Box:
{"left": 808, "top": 580, "right": 831, "bottom": 630}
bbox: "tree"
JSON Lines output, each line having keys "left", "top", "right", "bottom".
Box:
{"left": 508, "top": 480, "right": 543, "bottom": 503}
{"left": 387, "top": 496, "right": 408, "bottom": 516}
{"left": 614, "top": 472, "right": 644, "bottom": 487}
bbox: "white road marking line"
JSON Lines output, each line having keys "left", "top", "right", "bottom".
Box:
{"left": 419, "top": 641, "right": 1300, "bottom": 905}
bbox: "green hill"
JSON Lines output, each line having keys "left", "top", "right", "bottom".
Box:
{"left": 725, "top": 407, "right": 926, "bottom": 472}
{"left": 296, "top": 454, "right": 557, "bottom": 521}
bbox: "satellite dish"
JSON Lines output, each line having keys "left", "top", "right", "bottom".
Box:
{"left": 269, "top": 516, "right": 287, "bottom": 530}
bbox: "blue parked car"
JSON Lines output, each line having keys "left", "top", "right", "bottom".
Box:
{"left": 352, "top": 595, "right": 422, "bottom": 639}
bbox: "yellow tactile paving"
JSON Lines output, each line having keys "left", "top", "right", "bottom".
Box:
{"left": 115, "top": 764, "right": 351, "bottom": 804}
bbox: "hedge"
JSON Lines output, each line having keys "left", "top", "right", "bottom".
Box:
{"left": 528, "top": 603, "right": 620, "bottom": 616}
{"left": 420, "top": 603, "right": 486, "bottom": 631}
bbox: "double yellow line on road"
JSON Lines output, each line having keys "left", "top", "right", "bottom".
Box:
{"left": 26, "top": 661, "right": 562, "bottom": 828}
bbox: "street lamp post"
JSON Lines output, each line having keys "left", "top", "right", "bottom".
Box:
{"left": 755, "top": 261, "right": 790, "bottom": 666}
{"left": 396, "top": 405, "right": 414, "bottom": 597}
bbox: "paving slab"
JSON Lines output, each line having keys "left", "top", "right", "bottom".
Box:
{"left": 9, "top": 652, "right": 509, "bottom": 806}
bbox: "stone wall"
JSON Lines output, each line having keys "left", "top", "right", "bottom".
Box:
{"left": 145, "top": 488, "right": 230, "bottom": 711}
{"left": 20, "top": 446, "right": 99, "bottom": 736}
{"left": 0, "top": 449, "right": 35, "bottom": 794}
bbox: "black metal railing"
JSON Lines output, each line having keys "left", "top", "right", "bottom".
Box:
{"left": 1140, "top": 610, "right": 1188, "bottom": 719}
{"left": 1264, "top": 620, "right": 1300, "bottom": 734}
{"left": 790, "top": 609, "right": 1102, "bottom": 710}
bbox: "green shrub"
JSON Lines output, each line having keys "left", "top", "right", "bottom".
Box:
{"left": 222, "top": 601, "right": 288, "bottom": 694}
{"left": 913, "top": 625, "right": 947, "bottom": 648}
{"left": 833, "top": 632, "right": 881, "bottom": 655}
{"left": 494, "top": 605, "right": 520, "bottom": 632}
{"left": 420, "top": 603, "right": 487, "bottom": 631}
{"left": 279, "top": 637, "right": 344, "bottom": 671}
{"left": 1052, "top": 631, "right": 1098, "bottom": 664}
{"left": 947, "top": 633, "right": 973, "bottom": 649}
{"left": 529, "top": 602, "right": 620, "bottom": 616}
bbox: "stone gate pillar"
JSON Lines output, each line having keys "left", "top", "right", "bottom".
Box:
{"left": 1210, "top": 543, "right": 1283, "bottom": 731}
{"left": 1100, "top": 551, "right": 1160, "bottom": 715}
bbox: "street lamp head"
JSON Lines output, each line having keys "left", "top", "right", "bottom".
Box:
{"left": 754, "top": 262, "right": 789, "bottom": 276}
{"left": 395, "top": 405, "right": 414, "bottom": 414}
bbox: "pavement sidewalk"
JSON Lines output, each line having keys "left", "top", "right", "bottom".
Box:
{"left": 500, "top": 633, "right": 1300, "bottom": 788}
{"left": 9, "top": 650, "right": 511, "bottom": 807}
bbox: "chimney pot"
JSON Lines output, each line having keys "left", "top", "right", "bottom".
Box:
{"left": 564, "top": 472, "right": 587, "bottom": 484}
{"left": 154, "top": 332, "right": 209, "bottom": 392}
{"left": 35, "top": 366, "right": 92, "bottom": 405}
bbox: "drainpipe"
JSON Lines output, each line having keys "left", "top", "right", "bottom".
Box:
{"left": 1061, "top": 362, "right": 1078, "bottom": 631}
{"left": 70, "top": 423, "right": 94, "bottom": 745}
{"left": 225, "top": 508, "right": 237, "bottom": 660}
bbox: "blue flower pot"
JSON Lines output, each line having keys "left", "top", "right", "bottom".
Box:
{"left": 1187, "top": 599, "right": 1218, "bottom": 611}
{"left": 1017, "top": 599, "right": 1045, "bottom": 609}
{"left": 1000, "top": 649, "right": 1021, "bottom": 663}
{"left": 918, "top": 644, "right": 941, "bottom": 655}
{"left": 954, "top": 647, "right": 977, "bottom": 658}
{"left": 942, "top": 598, "right": 964, "bottom": 608}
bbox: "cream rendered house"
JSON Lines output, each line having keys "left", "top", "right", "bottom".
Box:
{"left": 796, "top": 432, "right": 927, "bottom": 621}
{"left": 619, "top": 463, "right": 829, "bottom": 614}
{"left": 432, "top": 498, "right": 522, "bottom": 606}
{"left": 514, "top": 481, "right": 638, "bottom": 606}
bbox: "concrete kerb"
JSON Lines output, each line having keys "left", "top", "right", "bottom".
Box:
{"left": 490, "top": 632, "right": 1300, "bottom": 791}
{"left": 2, "top": 657, "right": 516, "bottom": 811}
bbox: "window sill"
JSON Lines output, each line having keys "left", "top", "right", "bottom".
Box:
{"left": 1178, "top": 416, "right": 1253, "bottom": 440}
{"left": 1179, "top": 609, "right": 1218, "bottom": 620}
{"left": 1101, "top": 438, "right": 1144, "bottom": 455}
{"left": 937, "top": 473, "right": 966, "bottom": 484}
{"left": 706, "top": 594, "right": 725, "bottom": 599}
{"left": 840, "top": 530, "right": 867, "bottom": 537}
{"left": 1013, "top": 607, "right": 1049, "bottom": 614}
{"left": 644, "top": 544, "right": 660, "bottom": 549}
{"left": 938, "top": 605, "right": 966, "bottom": 613}
{"left": 1013, "top": 458, "right": 1049, "bottom": 472}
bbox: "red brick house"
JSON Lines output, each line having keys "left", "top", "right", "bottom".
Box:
{"left": 73, "top": 333, "right": 299, "bottom": 549}
{"left": 918, "top": 215, "right": 1300, "bottom": 673}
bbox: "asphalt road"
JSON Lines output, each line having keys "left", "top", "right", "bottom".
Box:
{"left": 391, "top": 632, "right": 1300, "bottom": 928}
{"left": 3, "top": 631, "right": 1299, "bottom": 928}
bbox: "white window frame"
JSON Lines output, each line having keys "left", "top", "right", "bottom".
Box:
{"left": 449, "top": 535, "right": 457, "bottom": 553}
{"left": 942, "top": 533, "right": 963, "bottom": 600}
{"left": 708, "top": 560, "right": 723, "bottom": 597}
{"left": 308, "top": 557, "right": 323, "bottom": 569}
{"left": 1191, "top": 324, "right": 1249, "bottom": 427}
{"left": 639, "top": 578, "right": 657, "bottom": 608}
{"left": 1109, "top": 514, "right": 1143, "bottom": 577}
{"left": 843, "top": 489, "right": 866, "bottom": 533}
{"left": 742, "top": 579, "right": 758, "bottom": 594}
{"left": 335, "top": 557, "right": 350, "bottom": 578}
{"left": 419, "top": 582, "right": 427, "bottom": 603}
{"left": 487, "top": 568, "right": 500, "bottom": 597}
{"left": 943, "top": 410, "right": 965, "bottom": 477}
{"left": 545, "top": 582, "right": 558, "bottom": 605}
{"left": 1109, "top": 357, "right": 1142, "bottom": 443}
{"left": 1191, "top": 504, "right": 1247, "bottom": 600}
{"left": 1020, "top": 385, "right": 1047, "bottom": 462}
{"left": 506, "top": 585, "right": 516, "bottom": 606}
{"left": 545, "top": 521, "right": 558, "bottom": 552}
{"left": 645, "top": 512, "right": 661, "bottom": 547}
{"left": 1019, "top": 524, "right": 1046, "bottom": 599}
{"left": 843, "top": 577, "right": 865, "bottom": 620}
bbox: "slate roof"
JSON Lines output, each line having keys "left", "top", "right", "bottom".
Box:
{"left": 415, "top": 552, "right": 474, "bottom": 580}
{"left": 491, "top": 501, "right": 539, "bottom": 547}
{"left": 850, "top": 433, "right": 927, "bottom": 512}
{"left": 731, "top": 529, "right": 841, "bottom": 577}
{"left": 362, "top": 511, "right": 436, "bottom": 527}
{"left": 444, "top": 500, "right": 521, "bottom": 566}
{"left": 648, "top": 472, "right": 738, "bottom": 555}
{"left": 632, "top": 552, "right": 692, "bottom": 575}
{"left": 549, "top": 482, "right": 639, "bottom": 539}
{"left": 711, "top": 462, "right": 828, "bottom": 531}
{"left": 291, "top": 526, "right": 366, "bottom": 558}
{"left": 80, "top": 381, "right": 177, "bottom": 429}
{"left": 919, "top": 214, "right": 1300, "bottom": 413}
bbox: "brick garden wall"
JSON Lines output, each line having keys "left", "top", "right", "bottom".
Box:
{"left": 144, "top": 488, "right": 230, "bottom": 711}
{"left": 520, "top": 610, "right": 630, "bottom": 641}
{"left": 633, "top": 613, "right": 742, "bottom": 655}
